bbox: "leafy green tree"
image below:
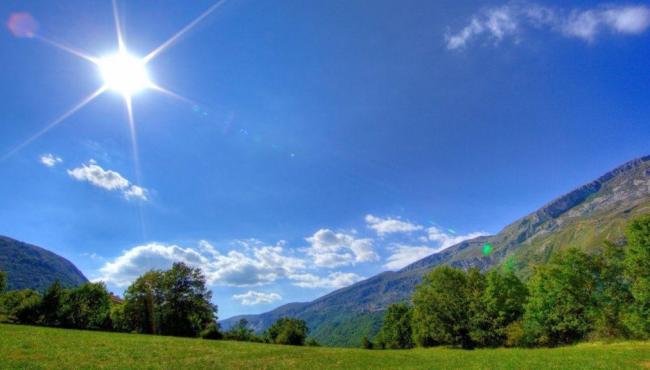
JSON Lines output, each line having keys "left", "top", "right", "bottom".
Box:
{"left": 122, "top": 263, "right": 216, "bottom": 337}
{"left": 40, "top": 280, "right": 64, "bottom": 326}
{"left": 0, "top": 270, "right": 7, "bottom": 294}
{"left": 0, "top": 289, "right": 41, "bottom": 324}
{"left": 60, "top": 282, "right": 112, "bottom": 330}
{"left": 523, "top": 249, "right": 598, "bottom": 346}
{"left": 412, "top": 266, "right": 474, "bottom": 348}
{"left": 624, "top": 215, "right": 650, "bottom": 338}
{"left": 110, "top": 302, "right": 129, "bottom": 332}
{"left": 378, "top": 303, "right": 414, "bottom": 349}
{"left": 592, "top": 242, "right": 632, "bottom": 339}
{"left": 305, "top": 338, "right": 321, "bottom": 346}
{"left": 123, "top": 270, "right": 164, "bottom": 334}
{"left": 159, "top": 263, "right": 216, "bottom": 337}
{"left": 267, "top": 317, "right": 309, "bottom": 345}
{"left": 471, "top": 268, "right": 528, "bottom": 346}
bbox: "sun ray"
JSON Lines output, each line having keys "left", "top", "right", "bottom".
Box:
{"left": 33, "top": 34, "right": 99, "bottom": 64}
{"left": 150, "top": 83, "right": 197, "bottom": 107}
{"left": 0, "top": 85, "right": 107, "bottom": 162}
{"left": 112, "top": 0, "right": 126, "bottom": 52}
{"left": 123, "top": 94, "right": 147, "bottom": 240}
{"left": 143, "top": 0, "right": 227, "bottom": 64}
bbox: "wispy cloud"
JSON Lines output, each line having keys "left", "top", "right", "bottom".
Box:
{"left": 365, "top": 214, "right": 423, "bottom": 236}
{"left": 233, "top": 291, "right": 282, "bottom": 306}
{"left": 67, "top": 159, "right": 148, "bottom": 201}
{"left": 384, "top": 244, "right": 438, "bottom": 270}
{"left": 426, "top": 226, "right": 488, "bottom": 250}
{"left": 290, "top": 271, "right": 364, "bottom": 289}
{"left": 446, "top": 2, "right": 650, "bottom": 49}
{"left": 40, "top": 153, "right": 62, "bottom": 167}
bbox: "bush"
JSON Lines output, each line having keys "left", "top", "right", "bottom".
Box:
{"left": 361, "top": 335, "right": 374, "bottom": 349}
{"left": 268, "top": 318, "right": 309, "bottom": 346}
{"left": 378, "top": 303, "right": 414, "bottom": 349}
{"left": 201, "top": 322, "right": 223, "bottom": 340}
{"left": 504, "top": 320, "right": 525, "bottom": 347}
{"left": 306, "top": 338, "right": 320, "bottom": 347}
{"left": 0, "top": 289, "right": 41, "bottom": 324}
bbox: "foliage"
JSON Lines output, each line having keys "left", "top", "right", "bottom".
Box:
{"left": 412, "top": 266, "right": 474, "bottom": 348}
{"left": 471, "top": 269, "right": 528, "bottom": 347}
{"left": 40, "top": 280, "right": 64, "bottom": 326}
{"left": 110, "top": 303, "right": 129, "bottom": 332}
{"left": 224, "top": 318, "right": 255, "bottom": 341}
{"left": 60, "top": 282, "right": 112, "bottom": 330}
{"left": 624, "top": 215, "right": 650, "bottom": 338}
{"left": 268, "top": 317, "right": 309, "bottom": 346}
{"left": 122, "top": 263, "right": 216, "bottom": 337}
{"left": 200, "top": 322, "right": 223, "bottom": 340}
{"left": 523, "top": 249, "right": 599, "bottom": 346}
{"left": 305, "top": 338, "right": 321, "bottom": 347}
{"left": 361, "top": 335, "right": 374, "bottom": 349}
{"left": 0, "top": 270, "right": 6, "bottom": 294}
{"left": 377, "top": 303, "right": 414, "bottom": 349}
{"left": 0, "top": 289, "right": 41, "bottom": 324}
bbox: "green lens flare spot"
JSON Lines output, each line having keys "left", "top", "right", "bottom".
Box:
{"left": 482, "top": 243, "right": 493, "bottom": 256}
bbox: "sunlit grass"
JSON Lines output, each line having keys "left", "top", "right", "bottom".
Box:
{"left": 1, "top": 324, "right": 650, "bottom": 369}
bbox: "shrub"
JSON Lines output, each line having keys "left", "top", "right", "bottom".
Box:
{"left": 201, "top": 322, "right": 223, "bottom": 340}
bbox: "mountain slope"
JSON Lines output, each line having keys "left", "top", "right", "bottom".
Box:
{"left": 222, "top": 155, "right": 650, "bottom": 347}
{"left": 0, "top": 236, "right": 88, "bottom": 291}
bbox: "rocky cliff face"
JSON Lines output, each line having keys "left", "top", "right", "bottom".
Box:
{"left": 221, "top": 155, "right": 650, "bottom": 346}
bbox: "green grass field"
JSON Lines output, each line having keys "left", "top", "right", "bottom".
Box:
{"left": 1, "top": 324, "right": 650, "bottom": 369}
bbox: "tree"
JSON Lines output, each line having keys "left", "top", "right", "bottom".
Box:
{"left": 412, "top": 266, "right": 474, "bottom": 348}
{"left": 0, "top": 289, "right": 41, "bottom": 324}
{"left": 592, "top": 242, "right": 632, "bottom": 339}
{"left": 123, "top": 270, "right": 164, "bottom": 334}
{"left": 471, "top": 268, "right": 528, "bottom": 347}
{"left": 378, "top": 303, "right": 414, "bottom": 349}
{"left": 60, "top": 282, "right": 112, "bottom": 330}
{"left": 267, "top": 317, "right": 309, "bottom": 345}
{"left": 40, "top": 280, "right": 64, "bottom": 326}
{"left": 624, "top": 215, "right": 650, "bottom": 338}
{"left": 0, "top": 270, "right": 7, "bottom": 294}
{"left": 523, "top": 249, "right": 598, "bottom": 346}
{"left": 110, "top": 302, "right": 129, "bottom": 332}
{"left": 122, "top": 263, "right": 216, "bottom": 337}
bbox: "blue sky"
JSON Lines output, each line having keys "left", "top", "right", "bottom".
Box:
{"left": 0, "top": 0, "right": 649, "bottom": 318}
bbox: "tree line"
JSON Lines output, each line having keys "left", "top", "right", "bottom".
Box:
{"left": 0, "top": 262, "right": 312, "bottom": 346}
{"left": 367, "top": 215, "right": 650, "bottom": 349}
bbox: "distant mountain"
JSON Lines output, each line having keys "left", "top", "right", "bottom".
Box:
{"left": 221, "top": 155, "right": 650, "bottom": 347}
{"left": 0, "top": 236, "right": 88, "bottom": 291}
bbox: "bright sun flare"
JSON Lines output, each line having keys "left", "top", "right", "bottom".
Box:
{"left": 98, "top": 52, "right": 151, "bottom": 96}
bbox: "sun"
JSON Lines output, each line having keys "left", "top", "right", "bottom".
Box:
{"left": 98, "top": 52, "right": 151, "bottom": 97}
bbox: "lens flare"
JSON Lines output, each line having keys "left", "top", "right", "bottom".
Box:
{"left": 482, "top": 243, "right": 493, "bottom": 256}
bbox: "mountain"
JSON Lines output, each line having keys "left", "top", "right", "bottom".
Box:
{"left": 221, "top": 155, "right": 650, "bottom": 347}
{"left": 0, "top": 236, "right": 88, "bottom": 291}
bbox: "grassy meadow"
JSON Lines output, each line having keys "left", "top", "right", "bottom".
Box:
{"left": 1, "top": 324, "right": 650, "bottom": 369}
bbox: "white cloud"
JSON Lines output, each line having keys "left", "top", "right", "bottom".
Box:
{"left": 97, "top": 241, "right": 306, "bottom": 288}
{"left": 40, "top": 153, "right": 62, "bottom": 167}
{"left": 384, "top": 245, "right": 438, "bottom": 270}
{"left": 427, "top": 226, "right": 488, "bottom": 250}
{"left": 232, "top": 291, "right": 282, "bottom": 306}
{"left": 446, "top": 3, "right": 650, "bottom": 49}
{"left": 289, "top": 271, "right": 364, "bottom": 289}
{"left": 67, "top": 159, "right": 148, "bottom": 201}
{"left": 304, "top": 229, "right": 378, "bottom": 268}
{"left": 365, "top": 214, "right": 423, "bottom": 236}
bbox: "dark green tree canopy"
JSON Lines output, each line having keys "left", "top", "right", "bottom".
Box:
{"left": 378, "top": 303, "right": 414, "bottom": 349}
{"left": 267, "top": 317, "right": 309, "bottom": 346}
